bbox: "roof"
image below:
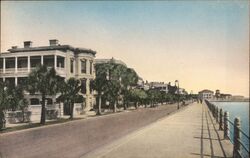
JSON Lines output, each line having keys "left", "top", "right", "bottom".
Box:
{"left": 199, "top": 89, "right": 214, "bottom": 93}
{"left": 6, "top": 45, "right": 96, "bottom": 56}
{"left": 95, "top": 58, "right": 127, "bottom": 67}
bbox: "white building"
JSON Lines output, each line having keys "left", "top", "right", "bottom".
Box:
{"left": 150, "top": 82, "right": 169, "bottom": 93}
{"left": 0, "top": 40, "right": 96, "bottom": 121}
{"left": 198, "top": 89, "right": 214, "bottom": 100}
{"left": 176, "top": 88, "right": 188, "bottom": 95}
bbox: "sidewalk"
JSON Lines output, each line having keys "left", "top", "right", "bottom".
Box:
{"left": 83, "top": 103, "right": 233, "bottom": 158}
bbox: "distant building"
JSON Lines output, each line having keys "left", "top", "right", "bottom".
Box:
{"left": 95, "top": 57, "right": 127, "bottom": 67}
{"left": 176, "top": 88, "right": 188, "bottom": 95}
{"left": 214, "top": 89, "right": 232, "bottom": 101}
{"left": 220, "top": 94, "right": 232, "bottom": 100}
{"left": 167, "top": 82, "right": 177, "bottom": 95}
{"left": 198, "top": 89, "right": 214, "bottom": 100}
{"left": 215, "top": 89, "right": 221, "bottom": 98}
{"left": 231, "top": 95, "right": 244, "bottom": 101}
{"left": 149, "top": 82, "right": 169, "bottom": 93}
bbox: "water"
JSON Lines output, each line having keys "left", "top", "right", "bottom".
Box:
{"left": 212, "top": 102, "right": 249, "bottom": 157}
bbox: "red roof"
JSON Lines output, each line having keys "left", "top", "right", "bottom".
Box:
{"left": 199, "top": 89, "right": 214, "bottom": 93}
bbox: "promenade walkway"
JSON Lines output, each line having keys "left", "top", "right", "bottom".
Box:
{"left": 84, "top": 102, "right": 233, "bottom": 158}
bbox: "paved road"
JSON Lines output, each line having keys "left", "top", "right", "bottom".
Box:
{"left": 84, "top": 103, "right": 233, "bottom": 158}
{"left": 0, "top": 103, "right": 179, "bottom": 158}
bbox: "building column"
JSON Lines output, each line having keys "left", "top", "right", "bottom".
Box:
{"left": 41, "top": 55, "right": 44, "bottom": 65}
{"left": 3, "top": 58, "right": 5, "bottom": 73}
{"left": 15, "top": 57, "right": 18, "bottom": 73}
{"left": 54, "top": 55, "right": 57, "bottom": 69}
{"left": 3, "top": 77, "right": 5, "bottom": 82}
{"left": 15, "top": 77, "right": 17, "bottom": 86}
{"left": 86, "top": 79, "right": 90, "bottom": 94}
{"left": 84, "top": 79, "right": 91, "bottom": 112}
{"left": 28, "top": 56, "right": 30, "bottom": 72}
{"left": 78, "top": 58, "right": 81, "bottom": 75}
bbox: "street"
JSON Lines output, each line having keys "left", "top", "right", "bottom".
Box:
{"left": 0, "top": 104, "right": 178, "bottom": 158}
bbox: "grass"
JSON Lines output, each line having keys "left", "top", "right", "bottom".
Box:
{"left": 0, "top": 118, "right": 82, "bottom": 134}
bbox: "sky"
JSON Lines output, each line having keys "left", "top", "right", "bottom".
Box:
{"left": 1, "top": 1, "right": 249, "bottom": 97}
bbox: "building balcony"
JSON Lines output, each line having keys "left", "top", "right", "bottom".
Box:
{"left": 4, "top": 68, "right": 15, "bottom": 74}
{"left": 17, "top": 68, "right": 29, "bottom": 73}
{"left": 0, "top": 67, "right": 66, "bottom": 77}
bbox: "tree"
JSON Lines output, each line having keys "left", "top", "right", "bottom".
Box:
{"left": 159, "top": 91, "right": 166, "bottom": 105}
{"left": 0, "top": 82, "right": 9, "bottom": 129}
{"left": 121, "top": 68, "right": 139, "bottom": 110}
{"left": 57, "top": 78, "right": 84, "bottom": 119}
{"left": 147, "top": 89, "right": 161, "bottom": 107}
{"left": 91, "top": 63, "right": 110, "bottom": 115}
{"left": 0, "top": 82, "right": 29, "bottom": 129}
{"left": 93, "top": 60, "right": 139, "bottom": 113}
{"left": 6, "top": 85, "right": 28, "bottom": 122}
{"left": 128, "top": 89, "right": 147, "bottom": 109}
{"left": 165, "top": 93, "right": 174, "bottom": 103}
{"left": 107, "top": 63, "right": 126, "bottom": 112}
{"left": 26, "top": 65, "right": 60, "bottom": 125}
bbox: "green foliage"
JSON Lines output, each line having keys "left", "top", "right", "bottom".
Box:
{"left": 128, "top": 89, "right": 147, "bottom": 102}
{"left": 5, "top": 85, "right": 28, "bottom": 111}
{"left": 93, "top": 61, "right": 139, "bottom": 112}
{"left": 126, "top": 89, "right": 147, "bottom": 108}
{"left": 147, "top": 89, "right": 160, "bottom": 101}
{"left": 0, "top": 82, "right": 28, "bottom": 129}
{"left": 0, "top": 82, "right": 9, "bottom": 111}
{"left": 57, "top": 78, "right": 84, "bottom": 119}
{"left": 26, "top": 65, "right": 60, "bottom": 124}
{"left": 26, "top": 65, "right": 60, "bottom": 95}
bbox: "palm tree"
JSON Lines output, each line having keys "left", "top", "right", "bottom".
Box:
{"left": 26, "top": 65, "right": 60, "bottom": 125}
{"left": 91, "top": 64, "right": 110, "bottom": 115}
{"left": 57, "top": 78, "right": 84, "bottom": 119}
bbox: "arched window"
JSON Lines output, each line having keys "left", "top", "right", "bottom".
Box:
{"left": 30, "top": 98, "right": 40, "bottom": 105}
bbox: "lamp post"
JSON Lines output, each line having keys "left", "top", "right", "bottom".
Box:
{"left": 175, "top": 80, "right": 179, "bottom": 109}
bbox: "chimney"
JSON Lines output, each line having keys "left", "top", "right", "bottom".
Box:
{"left": 49, "top": 39, "right": 59, "bottom": 46}
{"left": 24, "top": 41, "right": 32, "bottom": 48}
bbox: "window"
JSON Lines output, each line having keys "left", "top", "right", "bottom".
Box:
{"left": 70, "top": 59, "right": 74, "bottom": 73}
{"left": 30, "top": 56, "right": 41, "bottom": 67}
{"left": 30, "top": 98, "right": 40, "bottom": 105}
{"left": 43, "top": 55, "right": 54, "bottom": 67}
{"left": 57, "top": 56, "right": 65, "bottom": 68}
{"left": 17, "top": 57, "right": 28, "bottom": 68}
{"left": 81, "top": 59, "right": 87, "bottom": 74}
{"left": 5, "top": 58, "right": 15, "bottom": 68}
{"left": 81, "top": 79, "right": 87, "bottom": 94}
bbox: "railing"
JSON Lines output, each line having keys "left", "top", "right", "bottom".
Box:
{"left": 4, "top": 68, "right": 15, "bottom": 74}
{"left": 0, "top": 68, "right": 29, "bottom": 74}
{"left": 205, "top": 100, "right": 249, "bottom": 158}
{"left": 0, "top": 67, "right": 66, "bottom": 75}
{"left": 17, "top": 68, "right": 29, "bottom": 73}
